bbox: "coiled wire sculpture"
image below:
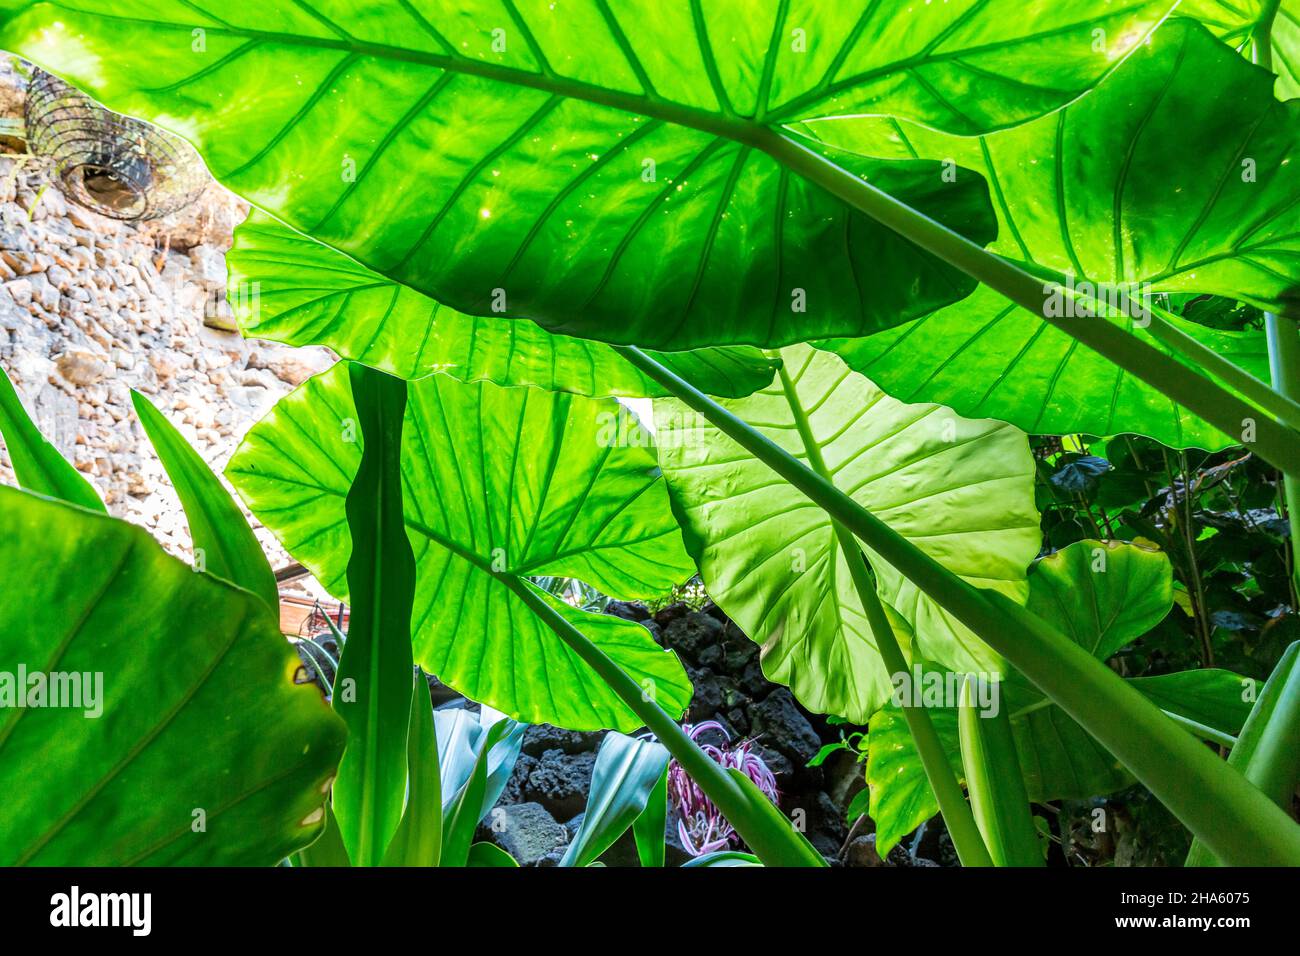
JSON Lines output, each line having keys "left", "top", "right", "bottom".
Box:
{"left": 24, "top": 67, "right": 206, "bottom": 221}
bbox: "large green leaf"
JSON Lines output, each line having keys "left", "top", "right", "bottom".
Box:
{"left": 1, "top": 1, "right": 1177, "bottom": 348}
{"left": 228, "top": 364, "right": 694, "bottom": 731}
{"left": 0, "top": 486, "right": 344, "bottom": 865}
{"left": 811, "top": 21, "right": 1292, "bottom": 448}
{"left": 865, "top": 697, "right": 962, "bottom": 856}
{"left": 0, "top": 365, "right": 103, "bottom": 512}
{"left": 231, "top": 213, "right": 779, "bottom": 398}
{"left": 132, "top": 390, "right": 279, "bottom": 610}
{"left": 330, "top": 364, "right": 415, "bottom": 866}
{"left": 655, "top": 344, "right": 1040, "bottom": 721}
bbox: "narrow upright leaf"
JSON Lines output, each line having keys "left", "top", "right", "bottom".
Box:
{"left": 0, "top": 365, "right": 103, "bottom": 512}
{"left": 132, "top": 390, "right": 278, "bottom": 610}
{"left": 440, "top": 720, "right": 510, "bottom": 868}
{"left": 331, "top": 363, "right": 416, "bottom": 866}
{"left": 1186, "top": 642, "right": 1300, "bottom": 866}
{"left": 957, "top": 676, "right": 1042, "bottom": 868}
{"left": 560, "top": 732, "right": 670, "bottom": 868}
{"left": 633, "top": 767, "right": 669, "bottom": 868}
{"left": 381, "top": 670, "right": 443, "bottom": 867}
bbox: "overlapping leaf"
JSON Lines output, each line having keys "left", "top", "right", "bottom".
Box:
{"left": 655, "top": 344, "right": 1040, "bottom": 721}
{"left": 1183, "top": 0, "right": 1300, "bottom": 97}
{"left": 0, "top": 487, "right": 344, "bottom": 865}
{"left": 1, "top": 0, "right": 1176, "bottom": 348}
{"left": 810, "top": 21, "right": 1290, "bottom": 448}
{"left": 230, "top": 213, "right": 779, "bottom": 397}
{"left": 866, "top": 541, "right": 1253, "bottom": 853}
{"left": 228, "top": 364, "right": 694, "bottom": 731}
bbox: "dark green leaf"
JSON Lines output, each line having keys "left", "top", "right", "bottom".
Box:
{"left": 0, "top": 486, "right": 344, "bottom": 865}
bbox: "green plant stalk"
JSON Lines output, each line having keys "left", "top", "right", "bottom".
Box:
{"left": 1186, "top": 642, "right": 1300, "bottom": 866}
{"left": 958, "top": 676, "right": 1042, "bottom": 867}
{"left": 1265, "top": 313, "right": 1300, "bottom": 596}
{"left": 1143, "top": 303, "right": 1300, "bottom": 430}
{"left": 755, "top": 131, "right": 1300, "bottom": 474}
{"left": 1249, "top": 3, "right": 1300, "bottom": 596}
{"left": 502, "top": 574, "right": 826, "bottom": 867}
{"left": 615, "top": 344, "right": 1300, "bottom": 865}
{"left": 773, "top": 362, "right": 992, "bottom": 866}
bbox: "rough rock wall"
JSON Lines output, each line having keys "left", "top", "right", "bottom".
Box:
{"left": 0, "top": 61, "right": 334, "bottom": 569}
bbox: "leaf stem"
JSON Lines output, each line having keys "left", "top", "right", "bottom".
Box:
{"left": 501, "top": 574, "right": 826, "bottom": 867}
{"left": 772, "top": 361, "right": 992, "bottom": 866}
{"left": 755, "top": 130, "right": 1300, "bottom": 474}
{"left": 616, "top": 344, "right": 1300, "bottom": 866}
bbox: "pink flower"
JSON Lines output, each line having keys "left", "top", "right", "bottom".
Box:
{"left": 667, "top": 721, "right": 780, "bottom": 856}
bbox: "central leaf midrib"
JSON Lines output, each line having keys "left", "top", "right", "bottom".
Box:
{"left": 61, "top": 10, "right": 769, "bottom": 147}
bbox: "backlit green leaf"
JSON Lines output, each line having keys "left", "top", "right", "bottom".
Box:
{"left": 812, "top": 22, "right": 1291, "bottom": 448}
{"left": 0, "top": 364, "right": 103, "bottom": 512}
{"left": 2, "top": 1, "right": 1177, "bottom": 349}
{"left": 230, "top": 212, "right": 780, "bottom": 398}
{"left": 655, "top": 344, "right": 1040, "bottom": 721}
{"left": 228, "top": 364, "right": 694, "bottom": 731}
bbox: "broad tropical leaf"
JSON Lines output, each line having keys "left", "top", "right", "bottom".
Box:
{"left": 0, "top": 486, "right": 345, "bottom": 865}
{"left": 231, "top": 213, "right": 780, "bottom": 398}
{"left": 132, "top": 390, "right": 279, "bottom": 610}
{"left": 655, "top": 344, "right": 1040, "bottom": 721}
{"left": 1024, "top": 539, "right": 1174, "bottom": 661}
{"left": 0, "top": 365, "right": 103, "bottom": 512}
{"left": 228, "top": 364, "right": 694, "bottom": 730}
{"left": 1, "top": 1, "right": 1178, "bottom": 348}
{"left": 865, "top": 696, "right": 962, "bottom": 856}
{"left": 811, "top": 22, "right": 1291, "bottom": 448}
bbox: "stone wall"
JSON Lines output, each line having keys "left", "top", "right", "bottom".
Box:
{"left": 0, "top": 61, "right": 333, "bottom": 570}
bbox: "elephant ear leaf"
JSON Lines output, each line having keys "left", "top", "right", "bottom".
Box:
{"left": 0, "top": 365, "right": 104, "bottom": 512}
{"left": 1010, "top": 540, "right": 1251, "bottom": 799}
{"left": 4, "top": 2, "right": 1176, "bottom": 349}
{"left": 228, "top": 365, "right": 694, "bottom": 731}
{"left": 1025, "top": 539, "right": 1174, "bottom": 661}
{"left": 229, "top": 212, "right": 779, "bottom": 399}
{"left": 1182, "top": 0, "right": 1300, "bottom": 99}
{"left": 813, "top": 22, "right": 1292, "bottom": 450}
{"left": 0, "top": 486, "right": 345, "bottom": 865}
{"left": 655, "top": 344, "right": 1039, "bottom": 722}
